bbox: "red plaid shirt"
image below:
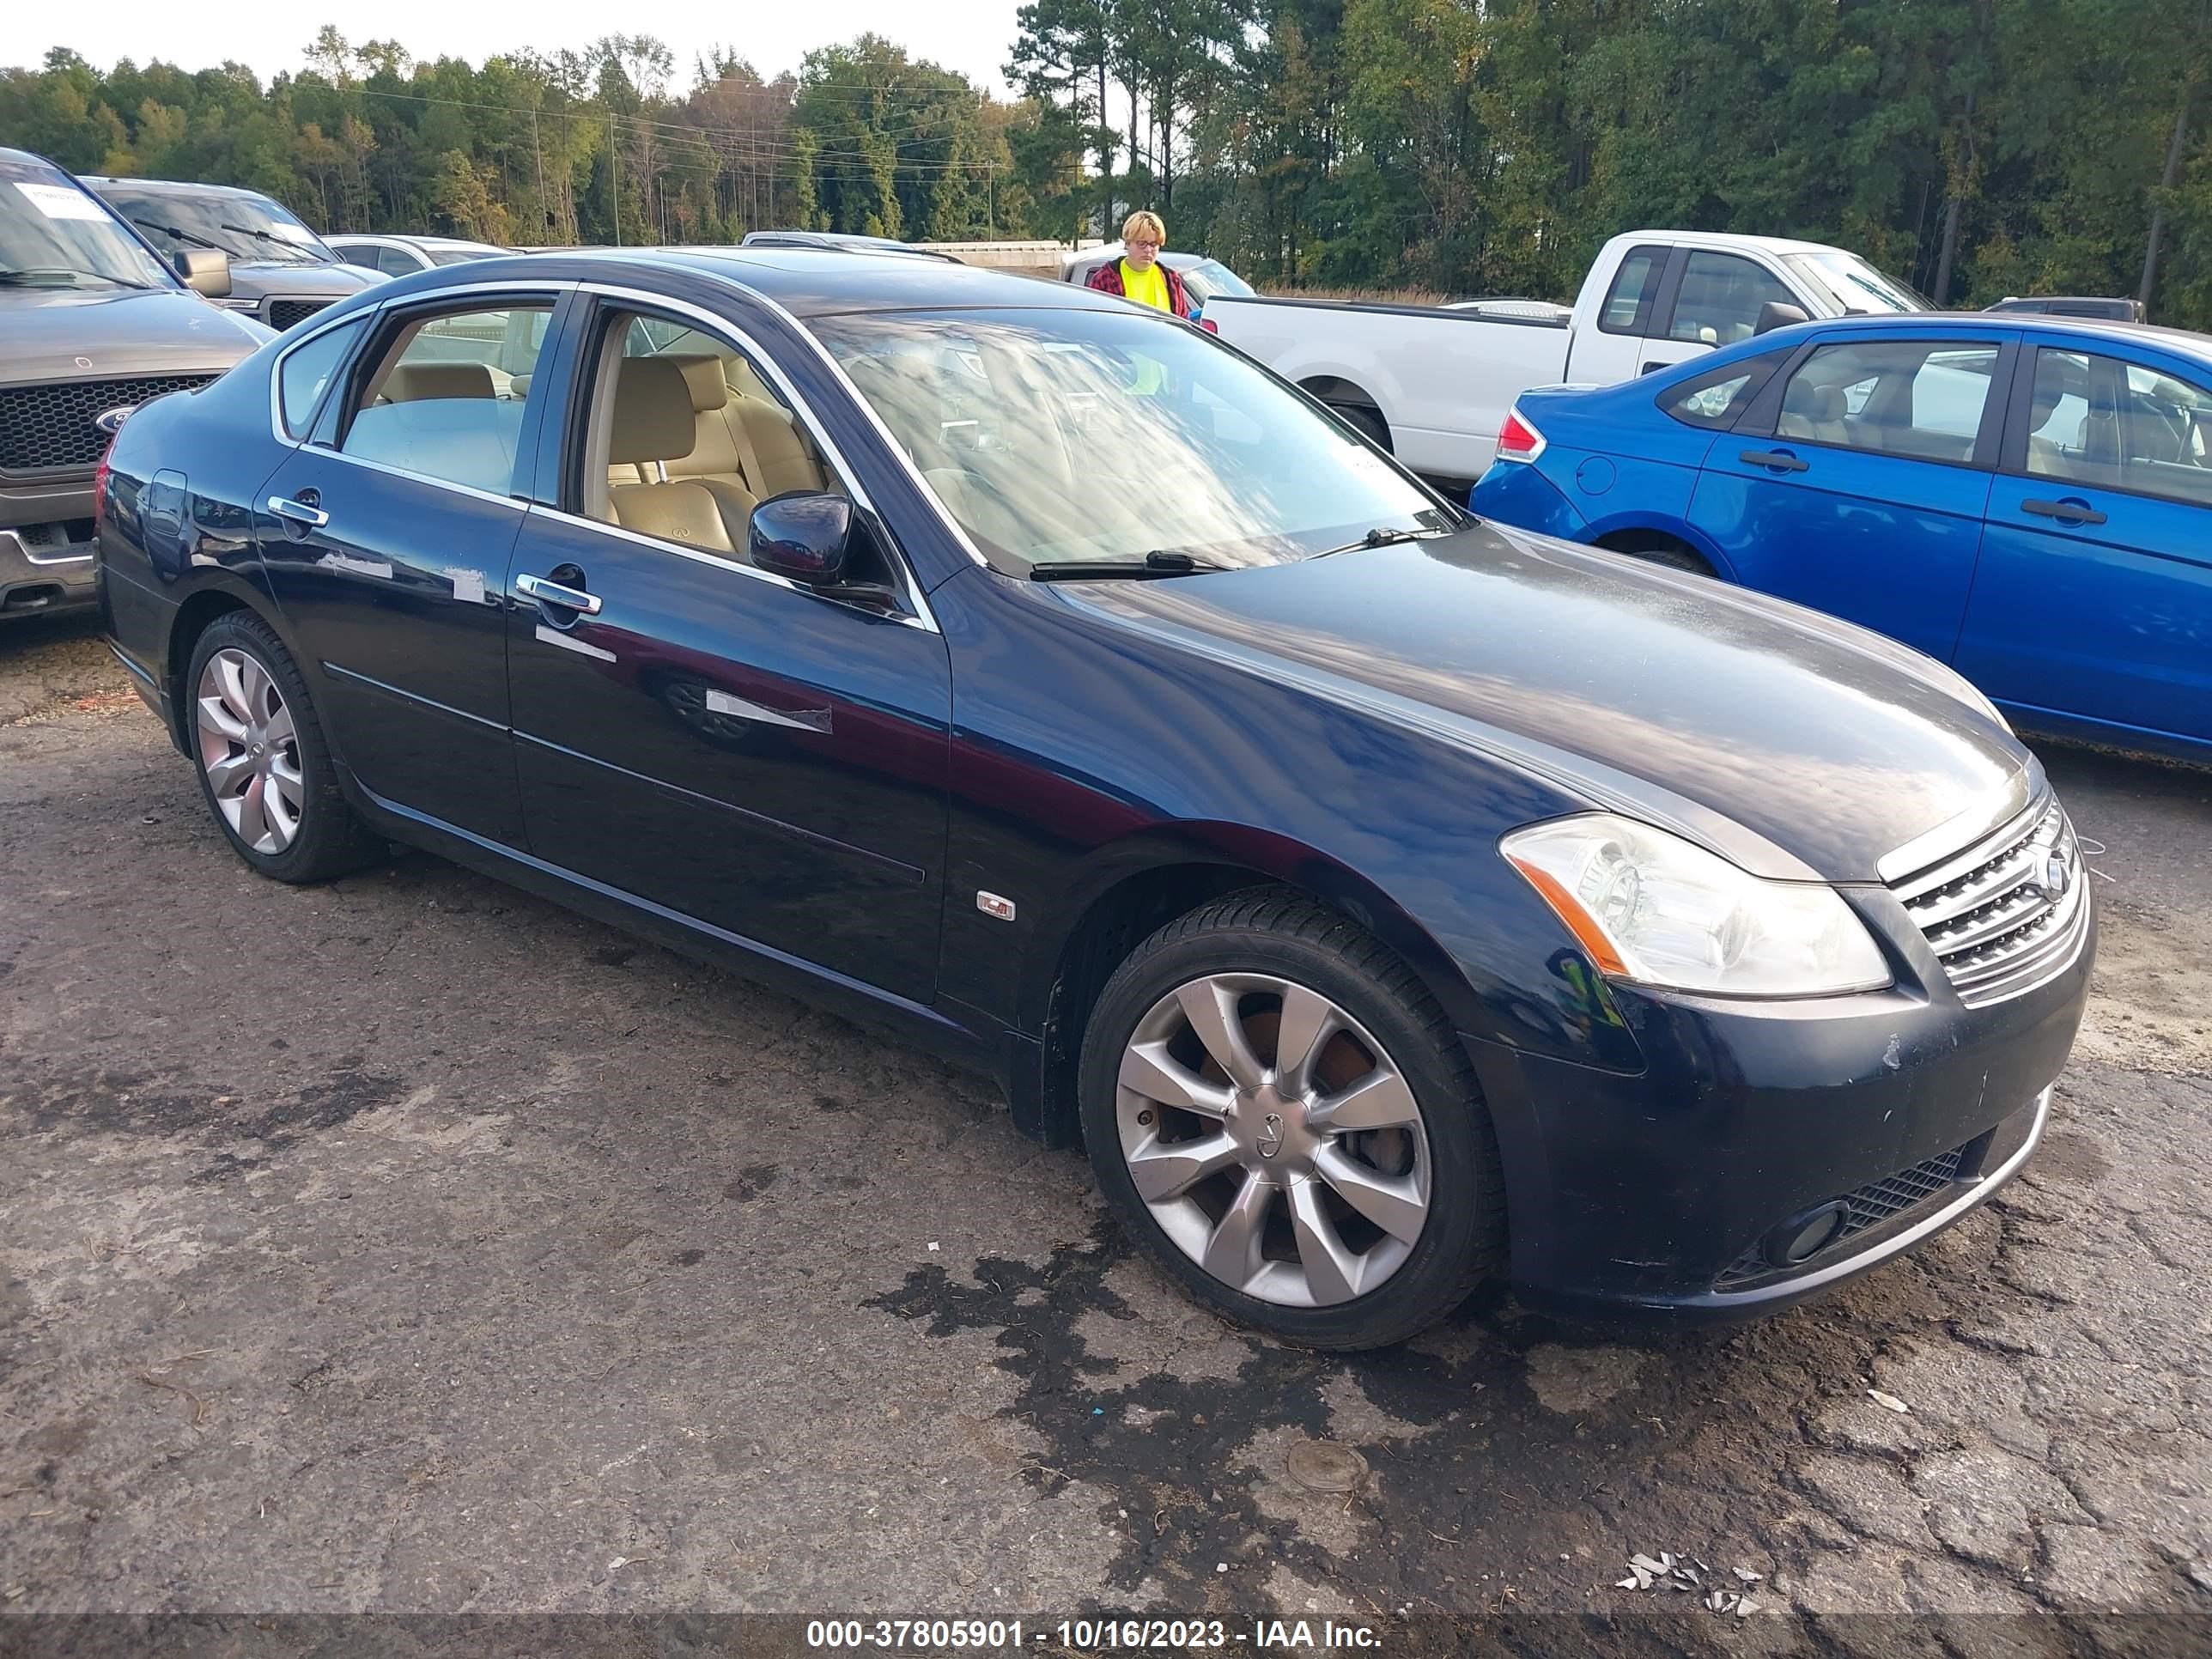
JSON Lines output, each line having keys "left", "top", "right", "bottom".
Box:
{"left": 1085, "top": 258, "right": 1194, "bottom": 319}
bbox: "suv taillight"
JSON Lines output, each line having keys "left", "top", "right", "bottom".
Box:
{"left": 1495, "top": 407, "right": 1546, "bottom": 463}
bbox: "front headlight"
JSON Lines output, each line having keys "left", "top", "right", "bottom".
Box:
{"left": 1502, "top": 814, "right": 1892, "bottom": 997}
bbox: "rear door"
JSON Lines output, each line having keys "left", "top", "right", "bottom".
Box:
{"left": 258, "top": 286, "right": 569, "bottom": 844}
{"left": 1955, "top": 338, "right": 2212, "bottom": 748}
{"left": 1686, "top": 330, "right": 2013, "bottom": 661}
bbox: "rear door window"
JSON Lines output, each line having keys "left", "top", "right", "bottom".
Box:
{"left": 1773, "top": 339, "right": 2000, "bottom": 463}
{"left": 337, "top": 301, "right": 556, "bottom": 495}
{"left": 1597, "top": 246, "right": 1669, "bottom": 335}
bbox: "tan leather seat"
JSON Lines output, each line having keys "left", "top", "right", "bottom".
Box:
{"left": 382, "top": 362, "right": 496, "bottom": 402}
{"left": 653, "top": 356, "right": 763, "bottom": 522}
{"left": 604, "top": 358, "right": 744, "bottom": 552}
{"left": 1777, "top": 381, "right": 1848, "bottom": 445}
{"left": 725, "top": 357, "right": 828, "bottom": 496}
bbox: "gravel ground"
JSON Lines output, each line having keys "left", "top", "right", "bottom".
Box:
{"left": 3, "top": 614, "right": 2209, "bottom": 1650}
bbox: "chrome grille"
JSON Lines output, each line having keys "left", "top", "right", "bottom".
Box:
{"left": 0, "top": 375, "right": 216, "bottom": 471}
{"left": 267, "top": 299, "right": 332, "bottom": 331}
{"left": 1893, "top": 798, "right": 2087, "bottom": 1008}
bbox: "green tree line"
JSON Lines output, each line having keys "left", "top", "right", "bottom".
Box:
{"left": 4, "top": 2, "right": 2210, "bottom": 324}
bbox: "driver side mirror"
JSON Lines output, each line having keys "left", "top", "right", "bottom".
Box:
{"left": 749, "top": 492, "right": 852, "bottom": 586}
{"left": 1753, "top": 300, "right": 1809, "bottom": 337}
{"left": 175, "top": 249, "right": 233, "bottom": 299}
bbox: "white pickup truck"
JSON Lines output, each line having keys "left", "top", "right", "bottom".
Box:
{"left": 1202, "top": 230, "right": 1931, "bottom": 479}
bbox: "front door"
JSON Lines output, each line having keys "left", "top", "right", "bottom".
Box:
{"left": 504, "top": 297, "right": 951, "bottom": 1002}
{"left": 1686, "top": 332, "right": 2009, "bottom": 662}
{"left": 258, "top": 293, "right": 565, "bottom": 843}
{"left": 1957, "top": 342, "right": 2212, "bottom": 748}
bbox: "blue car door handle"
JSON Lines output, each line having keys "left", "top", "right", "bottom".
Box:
{"left": 1739, "top": 448, "right": 1809, "bottom": 473}
{"left": 2020, "top": 496, "right": 2107, "bottom": 527}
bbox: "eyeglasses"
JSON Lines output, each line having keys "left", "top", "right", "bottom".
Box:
{"left": 1126, "top": 239, "right": 1161, "bottom": 252}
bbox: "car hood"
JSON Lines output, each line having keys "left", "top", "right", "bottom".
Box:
{"left": 0, "top": 286, "right": 268, "bottom": 380}
{"left": 222, "top": 261, "right": 380, "bottom": 297}
{"left": 1065, "top": 524, "right": 2034, "bottom": 884}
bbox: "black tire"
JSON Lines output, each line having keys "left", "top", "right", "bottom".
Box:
{"left": 1607, "top": 538, "right": 1714, "bottom": 577}
{"left": 184, "top": 611, "right": 385, "bottom": 884}
{"left": 1078, "top": 887, "right": 1506, "bottom": 1351}
{"left": 1334, "top": 404, "right": 1393, "bottom": 453}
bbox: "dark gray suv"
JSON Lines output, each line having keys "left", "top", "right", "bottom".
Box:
{"left": 0, "top": 149, "right": 269, "bottom": 619}
{"left": 84, "top": 176, "right": 380, "bottom": 334}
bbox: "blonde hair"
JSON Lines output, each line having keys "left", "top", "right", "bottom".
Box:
{"left": 1121, "top": 210, "right": 1166, "bottom": 246}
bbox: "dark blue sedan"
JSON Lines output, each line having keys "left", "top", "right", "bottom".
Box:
{"left": 1471, "top": 312, "right": 2212, "bottom": 766}
{"left": 98, "top": 250, "right": 2089, "bottom": 1346}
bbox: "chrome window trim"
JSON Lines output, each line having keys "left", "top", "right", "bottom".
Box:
{"left": 565, "top": 281, "right": 939, "bottom": 633}
{"left": 524, "top": 503, "right": 938, "bottom": 635}
{"left": 266, "top": 306, "right": 383, "bottom": 443}
{"left": 266, "top": 279, "right": 578, "bottom": 449}
{"left": 307, "top": 447, "right": 532, "bottom": 514}
{"left": 698, "top": 272, "right": 998, "bottom": 574}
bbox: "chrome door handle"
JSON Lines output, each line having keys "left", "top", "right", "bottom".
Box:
{"left": 266, "top": 495, "right": 329, "bottom": 529}
{"left": 516, "top": 573, "right": 603, "bottom": 615}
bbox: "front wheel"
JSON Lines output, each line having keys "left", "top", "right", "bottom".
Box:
{"left": 1079, "top": 889, "right": 1505, "bottom": 1350}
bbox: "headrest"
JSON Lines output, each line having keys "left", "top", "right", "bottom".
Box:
{"left": 386, "top": 362, "right": 495, "bottom": 401}
{"left": 608, "top": 357, "right": 698, "bottom": 465}
{"left": 725, "top": 355, "right": 774, "bottom": 403}
{"left": 1786, "top": 380, "right": 1844, "bottom": 422}
{"left": 663, "top": 354, "right": 731, "bottom": 412}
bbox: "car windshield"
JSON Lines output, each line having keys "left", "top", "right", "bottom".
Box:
{"left": 811, "top": 307, "right": 1453, "bottom": 574}
{"left": 98, "top": 185, "right": 335, "bottom": 267}
{"left": 1180, "top": 259, "right": 1253, "bottom": 303}
{"left": 0, "top": 160, "right": 174, "bottom": 290}
{"left": 1784, "top": 251, "right": 1932, "bottom": 316}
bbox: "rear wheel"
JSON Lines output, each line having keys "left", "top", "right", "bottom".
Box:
{"left": 1079, "top": 889, "right": 1505, "bottom": 1350}
{"left": 186, "top": 612, "right": 383, "bottom": 883}
{"left": 1334, "top": 404, "right": 1392, "bottom": 453}
{"left": 1601, "top": 533, "right": 1715, "bottom": 577}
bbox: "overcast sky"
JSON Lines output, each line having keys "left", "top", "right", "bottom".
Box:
{"left": 3, "top": 0, "right": 1029, "bottom": 98}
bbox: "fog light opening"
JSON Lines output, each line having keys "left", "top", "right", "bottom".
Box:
{"left": 1766, "top": 1200, "right": 1849, "bottom": 1268}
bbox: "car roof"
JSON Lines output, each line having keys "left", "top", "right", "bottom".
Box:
{"left": 1762, "top": 308, "right": 2212, "bottom": 369}
{"left": 0, "top": 146, "right": 76, "bottom": 181}
{"left": 438, "top": 246, "right": 1122, "bottom": 319}
{"left": 82, "top": 174, "right": 277, "bottom": 204}
{"left": 1613, "top": 228, "right": 1847, "bottom": 258}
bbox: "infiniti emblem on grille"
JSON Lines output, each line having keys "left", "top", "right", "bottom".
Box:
{"left": 1256, "top": 1113, "right": 1285, "bottom": 1158}
{"left": 92, "top": 406, "right": 135, "bottom": 435}
{"left": 2044, "top": 855, "right": 2070, "bottom": 898}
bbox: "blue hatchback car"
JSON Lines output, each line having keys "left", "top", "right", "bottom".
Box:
{"left": 1471, "top": 313, "right": 2212, "bottom": 764}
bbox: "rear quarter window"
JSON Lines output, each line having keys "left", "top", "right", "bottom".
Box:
{"left": 1660, "top": 351, "right": 1787, "bottom": 430}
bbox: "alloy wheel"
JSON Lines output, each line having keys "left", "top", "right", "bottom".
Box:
{"left": 1115, "top": 973, "right": 1432, "bottom": 1306}
{"left": 196, "top": 647, "right": 304, "bottom": 854}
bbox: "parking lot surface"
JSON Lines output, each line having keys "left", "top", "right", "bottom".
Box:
{"left": 4, "top": 615, "right": 2209, "bottom": 1646}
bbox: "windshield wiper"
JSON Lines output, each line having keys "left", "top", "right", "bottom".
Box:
{"left": 1311, "top": 524, "right": 1451, "bottom": 559}
{"left": 1029, "top": 549, "right": 1227, "bottom": 581}
{"left": 136, "top": 217, "right": 227, "bottom": 254}
{"left": 222, "top": 222, "right": 326, "bottom": 262}
{"left": 0, "top": 267, "right": 153, "bottom": 290}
